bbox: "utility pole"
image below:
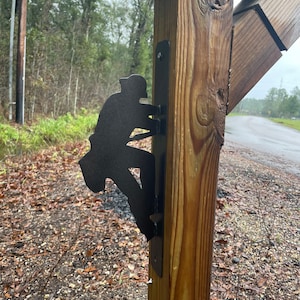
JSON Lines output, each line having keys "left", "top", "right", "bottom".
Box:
{"left": 9, "top": 0, "right": 17, "bottom": 121}
{"left": 16, "top": 0, "right": 27, "bottom": 125}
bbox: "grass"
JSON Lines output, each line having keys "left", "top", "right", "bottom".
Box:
{"left": 270, "top": 118, "right": 300, "bottom": 131}
{"left": 0, "top": 109, "right": 98, "bottom": 159}
{"left": 227, "top": 112, "right": 247, "bottom": 117}
{"left": 1, "top": 112, "right": 298, "bottom": 160}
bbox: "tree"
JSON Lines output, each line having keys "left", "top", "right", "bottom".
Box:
{"left": 0, "top": 0, "right": 156, "bottom": 120}
{"left": 262, "top": 87, "right": 288, "bottom": 117}
{"left": 129, "top": 0, "right": 154, "bottom": 90}
{"left": 291, "top": 86, "right": 300, "bottom": 100}
{"left": 25, "top": 0, "right": 123, "bottom": 117}
{"left": 279, "top": 95, "right": 300, "bottom": 118}
{"left": 233, "top": 97, "right": 264, "bottom": 115}
{"left": 0, "top": 0, "right": 12, "bottom": 117}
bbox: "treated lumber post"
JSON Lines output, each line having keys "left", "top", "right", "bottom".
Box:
{"left": 149, "top": 1, "right": 233, "bottom": 299}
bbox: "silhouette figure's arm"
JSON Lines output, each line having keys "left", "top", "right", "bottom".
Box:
{"left": 129, "top": 103, "right": 160, "bottom": 141}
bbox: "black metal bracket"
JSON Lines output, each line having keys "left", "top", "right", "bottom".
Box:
{"left": 150, "top": 40, "right": 170, "bottom": 277}
{"left": 79, "top": 40, "right": 169, "bottom": 278}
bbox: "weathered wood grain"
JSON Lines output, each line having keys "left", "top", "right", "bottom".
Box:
{"left": 149, "top": 0, "right": 300, "bottom": 297}
{"left": 149, "top": 0, "right": 233, "bottom": 299}
{"left": 228, "top": 9, "right": 282, "bottom": 112}
{"left": 229, "top": 0, "right": 300, "bottom": 112}
{"left": 235, "top": 0, "right": 300, "bottom": 49}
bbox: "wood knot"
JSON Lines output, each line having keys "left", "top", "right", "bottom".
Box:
{"left": 209, "top": 0, "right": 229, "bottom": 10}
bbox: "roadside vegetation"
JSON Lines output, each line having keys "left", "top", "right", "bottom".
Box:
{"left": 0, "top": 110, "right": 98, "bottom": 159}
{"left": 1, "top": 0, "right": 154, "bottom": 160}
{"left": 270, "top": 118, "right": 300, "bottom": 131}
{"left": 233, "top": 86, "right": 300, "bottom": 119}
{"left": 0, "top": 0, "right": 153, "bottom": 120}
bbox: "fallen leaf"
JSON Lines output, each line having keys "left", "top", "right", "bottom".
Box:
{"left": 129, "top": 272, "right": 140, "bottom": 280}
{"left": 215, "top": 239, "right": 228, "bottom": 245}
{"left": 84, "top": 265, "right": 97, "bottom": 273}
{"left": 86, "top": 248, "right": 95, "bottom": 257}
{"left": 16, "top": 267, "right": 23, "bottom": 277}
{"left": 257, "top": 277, "right": 267, "bottom": 287}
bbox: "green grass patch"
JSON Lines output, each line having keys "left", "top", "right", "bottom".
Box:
{"left": 270, "top": 118, "right": 300, "bottom": 131}
{"left": 0, "top": 110, "right": 98, "bottom": 159}
{"left": 227, "top": 112, "right": 248, "bottom": 117}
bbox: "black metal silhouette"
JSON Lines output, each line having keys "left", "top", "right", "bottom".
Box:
{"left": 79, "top": 74, "right": 159, "bottom": 241}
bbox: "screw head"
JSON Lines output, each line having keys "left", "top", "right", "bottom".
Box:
{"left": 157, "top": 52, "right": 163, "bottom": 60}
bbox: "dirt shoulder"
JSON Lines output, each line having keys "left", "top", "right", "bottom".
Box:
{"left": 212, "top": 142, "right": 299, "bottom": 299}
{"left": 0, "top": 140, "right": 299, "bottom": 299}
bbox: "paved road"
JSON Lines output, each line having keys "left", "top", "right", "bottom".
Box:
{"left": 224, "top": 116, "right": 300, "bottom": 174}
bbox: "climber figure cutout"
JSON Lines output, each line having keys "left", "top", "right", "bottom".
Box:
{"left": 79, "top": 75, "right": 158, "bottom": 241}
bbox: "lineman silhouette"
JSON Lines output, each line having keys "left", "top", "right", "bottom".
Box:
{"left": 79, "top": 75, "right": 158, "bottom": 240}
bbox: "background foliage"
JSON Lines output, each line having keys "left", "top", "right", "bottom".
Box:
{"left": 0, "top": 0, "right": 153, "bottom": 120}
{"left": 233, "top": 87, "right": 300, "bottom": 119}
{"left": 0, "top": 110, "right": 98, "bottom": 158}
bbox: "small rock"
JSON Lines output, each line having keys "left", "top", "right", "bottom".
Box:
{"left": 232, "top": 257, "right": 240, "bottom": 264}
{"left": 69, "top": 283, "right": 76, "bottom": 289}
{"left": 269, "top": 240, "right": 275, "bottom": 246}
{"left": 14, "top": 241, "right": 25, "bottom": 248}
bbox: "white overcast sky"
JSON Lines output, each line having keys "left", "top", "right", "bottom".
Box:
{"left": 233, "top": 0, "right": 300, "bottom": 99}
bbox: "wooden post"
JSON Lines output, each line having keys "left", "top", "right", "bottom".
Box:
{"left": 16, "top": 0, "right": 27, "bottom": 125}
{"left": 149, "top": 1, "right": 233, "bottom": 299}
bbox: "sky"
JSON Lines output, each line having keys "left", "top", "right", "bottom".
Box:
{"left": 233, "top": 0, "right": 300, "bottom": 99}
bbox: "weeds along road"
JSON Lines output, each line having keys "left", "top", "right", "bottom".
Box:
{"left": 224, "top": 116, "right": 300, "bottom": 176}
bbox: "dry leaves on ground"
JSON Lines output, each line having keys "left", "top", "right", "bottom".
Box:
{"left": 212, "top": 143, "right": 299, "bottom": 300}
{"left": 0, "top": 140, "right": 299, "bottom": 299}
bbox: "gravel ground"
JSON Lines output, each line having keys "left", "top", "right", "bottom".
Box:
{"left": 0, "top": 140, "right": 299, "bottom": 299}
